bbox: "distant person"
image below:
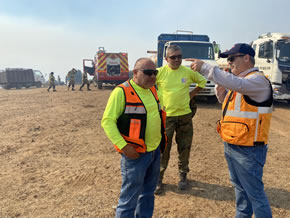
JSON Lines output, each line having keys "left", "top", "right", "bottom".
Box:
{"left": 154, "top": 45, "right": 207, "bottom": 194}
{"left": 213, "top": 41, "right": 219, "bottom": 53}
{"left": 186, "top": 43, "right": 273, "bottom": 218}
{"left": 57, "top": 75, "right": 61, "bottom": 85}
{"left": 101, "top": 58, "right": 167, "bottom": 217}
{"left": 67, "top": 68, "right": 77, "bottom": 91}
{"left": 47, "top": 72, "right": 56, "bottom": 92}
{"left": 79, "top": 71, "right": 91, "bottom": 91}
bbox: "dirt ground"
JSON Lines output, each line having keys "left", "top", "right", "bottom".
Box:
{"left": 0, "top": 85, "right": 290, "bottom": 217}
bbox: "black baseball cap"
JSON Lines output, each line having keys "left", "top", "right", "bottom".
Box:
{"left": 220, "top": 43, "right": 255, "bottom": 58}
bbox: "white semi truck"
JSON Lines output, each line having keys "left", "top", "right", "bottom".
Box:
{"left": 251, "top": 32, "right": 290, "bottom": 103}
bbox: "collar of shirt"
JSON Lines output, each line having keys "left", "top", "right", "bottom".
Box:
{"left": 239, "top": 67, "right": 259, "bottom": 78}
{"left": 130, "top": 79, "right": 151, "bottom": 92}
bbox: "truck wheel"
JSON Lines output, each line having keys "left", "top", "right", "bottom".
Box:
{"left": 97, "top": 81, "right": 103, "bottom": 89}
{"left": 207, "top": 96, "right": 218, "bottom": 104}
{"left": 16, "top": 84, "right": 22, "bottom": 89}
{"left": 36, "top": 81, "right": 42, "bottom": 88}
{"left": 287, "top": 99, "right": 290, "bottom": 104}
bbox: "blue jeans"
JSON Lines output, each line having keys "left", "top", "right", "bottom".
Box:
{"left": 224, "top": 142, "right": 272, "bottom": 218}
{"left": 115, "top": 147, "right": 160, "bottom": 218}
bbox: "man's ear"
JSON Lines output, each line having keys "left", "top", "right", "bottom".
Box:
{"left": 244, "top": 54, "right": 251, "bottom": 62}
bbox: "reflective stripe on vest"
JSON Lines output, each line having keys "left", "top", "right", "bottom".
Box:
{"left": 124, "top": 106, "right": 146, "bottom": 114}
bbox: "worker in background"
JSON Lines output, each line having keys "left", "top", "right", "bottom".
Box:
{"left": 154, "top": 45, "right": 207, "bottom": 194}
{"left": 213, "top": 41, "right": 220, "bottom": 54}
{"left": 57, "top": 75, "right": 61, "bottom": 85}
{"left": 47, "top": 72, "right": 56, "bottom": 92}
{"left": 67, "top": 68, "right": 77, "bottom": 91}
{"left": 186, "top": 43, "right": 273, "bottom": 218}
{"left": 79, "top": 70, "right": 91, "bottom": 91}
{"left": 101, "top": 58, "right": 167, "bottom": 217}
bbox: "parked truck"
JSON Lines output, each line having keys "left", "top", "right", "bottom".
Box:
{"left": 33, "top": 70, "right": 46, "bottom": 86}
{"left": 83, "top": 47, "right": 129, "bottom": 89}
{"left": 251, "top": 32, "right": 290, "bottom": 103}
{"left": 0, "top": 68, "right": 43, "bottom": 89}
{"left": 152, "top": 30, "right": 218, "bottom": 102}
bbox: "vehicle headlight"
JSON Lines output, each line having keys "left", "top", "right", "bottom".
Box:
{"left": 273, "top": 86, "right": 282, "bottom": 95}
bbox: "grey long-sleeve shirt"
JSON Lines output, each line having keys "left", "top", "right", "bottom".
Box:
{"left": 200, "top": 63, "right": 271, "bottom": 103}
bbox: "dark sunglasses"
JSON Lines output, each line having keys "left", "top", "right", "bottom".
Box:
{"left": 138, "top": 69, "right": 158, "bottom": 76}
{"left": 227, "top": 54, "right": 245, "bottom": 62}
{"left": 168, "top": 55, "right": 182, "bottom": 60}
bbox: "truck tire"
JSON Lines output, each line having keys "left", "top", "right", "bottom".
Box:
{"left": 97, "top": 81, "right": 103, "bottom": 89}
{"left": 3, "top": 85, "right": 10, "bottom": 90}
{"left": 287, "top": 99, "right": 290, "bottom": 104}
{"left": 16, "top": 84, "right": 22, "bottom": 89}
{"left": 207, "top": 96, "right": 218, "bottom": 104}
{"left": 36, "top": 81, "right": 42, "bottom": 88}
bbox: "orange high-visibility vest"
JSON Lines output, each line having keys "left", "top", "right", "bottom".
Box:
{"left": 217, "top": 71, "right": 273, "bottom": 146}
{"left": 115, "top": 80, "right": 167, "bottom": 153}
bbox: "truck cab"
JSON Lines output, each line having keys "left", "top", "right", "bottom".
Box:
{"left": 33, "top": 70, "right": 45, "bottom": 87}
{"left": 251, "top": 32, "right": 290, "bottom": 103}
{"left": 157, "top": 31, "right": 218, "bottom": 102}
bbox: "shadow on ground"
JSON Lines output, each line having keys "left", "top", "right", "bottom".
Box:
{"left": 160, "top": 181, "right": 290, "bottom": 210}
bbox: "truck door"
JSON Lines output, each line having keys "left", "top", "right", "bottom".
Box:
{"left": 255, "top": 41, "right": 274, "bottom": 80}
{"left": 107, "top": 55, "right": 121, "bottom": 76}
{"left": 83, "top": 59, "right": 95, "bottom": 76}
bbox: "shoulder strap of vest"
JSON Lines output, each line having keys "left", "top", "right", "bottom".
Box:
{"left": 222, "top": 91, "right": 234, "bottom": 118}
{"left": 118, "top": 80, "right": 130, "bottom": 88}
{"left": 243, "top": 72, "right": 273, "bottom": 107}
{"left": 149, "top": 85, "right": 159, "bottom": 102}
{"left": 119, "top": 80, "right": 159, "bottom": 106}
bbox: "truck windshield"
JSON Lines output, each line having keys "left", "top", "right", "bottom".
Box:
{"left": 34, "top": 70, "right": 43, "bottom": 77}
{"left": 277, "top": 40, "right": 290, "bottom": 62}
{"left": 170, "top": 42, "right": 214, "bottom": 60}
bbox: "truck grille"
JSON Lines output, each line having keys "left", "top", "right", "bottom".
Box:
{"left": 279, "top": 64, "right": 290, "bottom": 91}
{"left": 190, "top": 80, "right": 215, "bottom": 95}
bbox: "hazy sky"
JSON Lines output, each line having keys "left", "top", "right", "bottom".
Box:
{"left": 0, "top": 0, "right": 289, "bottom": 80}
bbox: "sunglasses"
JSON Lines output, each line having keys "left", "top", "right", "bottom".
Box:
{"left": 138, "top": 69, "right": 158, "bottom": 76}
{"left": 227, "top": 54, "right": 245, "bottom": 62}
{"left": 168, "top": 55, "right": 182, "bottom": 60}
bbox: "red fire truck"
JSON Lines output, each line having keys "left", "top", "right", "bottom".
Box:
{"left": 83, "top": 47, "right": 129, "bottom": 89}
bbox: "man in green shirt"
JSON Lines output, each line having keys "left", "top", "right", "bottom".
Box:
{"left": 102, "top": 58, "right": 166, "bottom": 217}
{"left": 155, "top": 45, "right": 207, "bottom": 194}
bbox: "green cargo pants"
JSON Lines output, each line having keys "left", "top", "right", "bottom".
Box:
{"left": 159, "top": 112, "right": 193, "bottom": 182}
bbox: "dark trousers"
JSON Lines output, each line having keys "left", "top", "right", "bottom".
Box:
{"left": 159, "top": 112, "right": 193, "bottom": 181}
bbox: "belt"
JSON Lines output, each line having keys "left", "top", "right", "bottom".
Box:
{"left": 254, "top": 141, "right": 265, "bottom": 146}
